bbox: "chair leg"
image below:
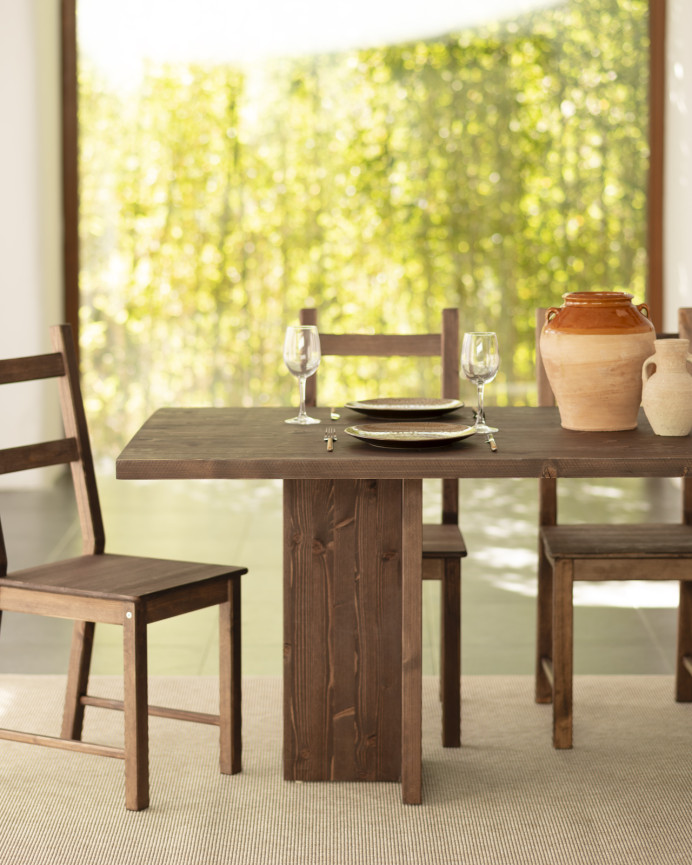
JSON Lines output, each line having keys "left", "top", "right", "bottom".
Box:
{"left": 552, "top": 558, "right": 574, "bottom": 749}
{"left": 61, "top": 621, "right": 96, "bottom": 739}
{"left": 536, "top": 535, "right": 554, "bottom": 704}
{"left": 675, "top": 580, "right": 692, "bottom": 702}
{"left": 440, "top": 559, "right": 461, "bottom": 748}
{"left": 219, "top": 576, "right": 241, "bottom": 774}
{"left": 123, "top": 605, "right": 149, "bottom": 811}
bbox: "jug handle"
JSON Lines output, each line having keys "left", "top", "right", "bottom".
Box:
{"left": 637, "top": 302, "right": 651, "bottom": 318}
{"left": 545, "top": 307, "right": 560, "bottom": 322}
{"left": 642, "top": 354, "right": 657, "bottom": 385}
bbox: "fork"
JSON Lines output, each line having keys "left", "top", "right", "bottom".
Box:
{"left": 324, "top": 427, "right": 337, "bottom": 452}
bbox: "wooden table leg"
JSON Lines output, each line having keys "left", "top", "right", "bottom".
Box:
{"left": 676, "top": 580, "right": 692, "bottom": 702}
{"left": 283, "top": 478, "right": 402, "bottom": 783}
{"left": 552, "top": 558, "right": 574, "bottom": 749}
{"left": 536, "top": 477, "right": 557, "bottom": 704}
{"left": 401, "top": 478, "right": 423, "bottom": 805}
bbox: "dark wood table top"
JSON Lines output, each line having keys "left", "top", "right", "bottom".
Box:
{"left": 115, "top": 405, "right": 692, "bottom": 481}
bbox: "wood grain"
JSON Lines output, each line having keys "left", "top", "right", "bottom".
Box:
{"left": 0, "top": 440, "right": 79, "bottom": 476}
{"left": 52, "top": 324, "right": 105, "bottom": 556}
{"left": 440, "top": 558, "right": 461, "bottom": 748}
{"left": 401, "top": 479, "right": 422, "bottom": 804}
{"left": 219, "top": 576, "right": 241, "bottom": 774}
{"left": 552, "top": 558, "right": 574, "bottom": 749}
{"left": 61, "top": 0, "right": 80, "bottom": 359}
{"left": 0, "top": 325, "right": 248, "bottom": 810}
{"left": 0, "top": 352, "right": 64, "bottom": 385}
{"left": 297, "top": 308, "right": 464, "bottom": 752}
{"left": 116, "top": 406, "right": 692, "bottom": 481}
{"left": 647, "top": 0, "right": 666, "bottom": 329}
{"left": 677, "top": 581, "right": 692, "bottom": 702}
{"left": 534, "top": 307, "right": 692, "bottom": 741}
{"left": 123, "top": 603, "right": 149, "bottom": 811}
{"left": 283, "top": 479, "right": 402, "bottom": 783}
{"left": 61, "top": 620, "right": 95, "bottom": 739}
{"left": 116, "top": 396, "right": 692, "bottom": 800}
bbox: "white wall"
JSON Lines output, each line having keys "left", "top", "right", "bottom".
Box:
{"left": 0, "top": 0, "right": 61, "bottom": 486}
{"left": 664, "top": 0, "right": 692, "bottom": 329}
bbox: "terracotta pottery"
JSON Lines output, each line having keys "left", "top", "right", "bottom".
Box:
{"left": 540, "top": 291, "right": 655, "bottom": 431}
{"left": 641, "top": 339, "right": 692, "bottom": 436}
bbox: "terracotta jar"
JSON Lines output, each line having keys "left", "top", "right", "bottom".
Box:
{"left": 641, "top": 339, "right": 692, "bottom": 436}
{"left": 540, "top": 291, "right": 655, "bottom": 431}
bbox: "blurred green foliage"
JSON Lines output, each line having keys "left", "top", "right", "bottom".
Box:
{"left": 79, "top": 0, "right": 649, "bottom": 459}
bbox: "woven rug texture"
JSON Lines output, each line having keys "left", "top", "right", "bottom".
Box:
{"left": 0, "top": 675, "right": 689, "bottom": 865}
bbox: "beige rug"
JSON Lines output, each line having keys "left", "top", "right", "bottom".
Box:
{"left": 0, "top": 675, "right": 689, "bottom": 865}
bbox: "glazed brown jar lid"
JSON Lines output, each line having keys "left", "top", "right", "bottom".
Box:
{"left": 543, "top": 291, "right": 654, "bottom": 336}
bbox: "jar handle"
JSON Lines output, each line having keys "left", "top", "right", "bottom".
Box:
{"left": 637, "top": 302, "right": 651, "bottom": 319}
{"left": 642, "top": 355, "right": 656, "bottom": 385}
{"left": 545, "top": 307, "right": 560, "bottom": 322}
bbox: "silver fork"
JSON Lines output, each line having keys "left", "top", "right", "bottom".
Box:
{"left": 324, "top": 427, "right": 337, "bottom": 452}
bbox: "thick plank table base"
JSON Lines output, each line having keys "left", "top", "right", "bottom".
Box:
{"left": 283, "top": 478, "right": 422, "bottom": 802}
{"left": 116, "top": 406, "right": 692, "bottom": 804}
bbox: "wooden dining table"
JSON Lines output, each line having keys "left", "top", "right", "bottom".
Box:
{"left": 115, "top": 404, "right": 692, "bottom": 804}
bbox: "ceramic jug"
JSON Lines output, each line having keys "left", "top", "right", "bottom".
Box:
{"left": 540, "top": 291, "right": 656, "bottom": 431}
{"left": 641, "top": 339, "right": 692, "bottom": 436}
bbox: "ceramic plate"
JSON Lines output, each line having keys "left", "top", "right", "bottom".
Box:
{"left": 344, "top": 397, "right": 464, "bottom": 418}
{"left": 344, "top": 421, "right": 476, "bottom": 449}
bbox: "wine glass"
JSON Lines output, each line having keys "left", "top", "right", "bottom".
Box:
{"left": 461, "top": 332, "right": 500, "bottom": 434}
{"left": 283, "top": 325, "right": 321, "bottom": 424}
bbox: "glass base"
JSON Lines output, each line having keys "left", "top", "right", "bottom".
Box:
{"left": 473, "top": 423, "right": 498, "bottom": 434}
{"left": 285, "top": 415, "right": 321, "bottom": 425}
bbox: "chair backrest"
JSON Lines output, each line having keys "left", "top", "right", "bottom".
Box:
{"left": 0, "top": 324, "right": 104, "bottom": 575}
{"left": 299, "top": 308, "right": 460, "bottom": 408}
{"left": 535, "top": 306, "right": 692, "bottom": 526}
{"left": 299, "top": 308, "right": 460, "bottom": 525}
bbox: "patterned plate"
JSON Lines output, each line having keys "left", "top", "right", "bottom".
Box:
{"left": 344, "top": 397, "right": 464, "bottom": 418}
{"left": 344, "top": 422, "right": 476, "bottom": 449}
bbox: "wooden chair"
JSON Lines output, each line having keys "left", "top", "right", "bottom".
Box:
{"left": 300, "top": 307, "right": 465, "bottom": 747}
{"left": 535, "top": 307, "right": 692, "bottom": 748}
{"left": 0, "top": 324, "right": 247, "bottom": 810}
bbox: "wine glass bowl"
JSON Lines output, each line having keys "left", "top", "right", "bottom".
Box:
{"left": 283, "top": 325, "right": 321, "bottom": 424}
{"left": 461, "top": 331, "right": 499, "bottom": 434}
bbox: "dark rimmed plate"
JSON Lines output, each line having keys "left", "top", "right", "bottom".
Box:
{"left": 344, "top": 397, "right": 464, "bottom": 418}
{"left": 344, "top": 421, "right": 476, "bottom": 449}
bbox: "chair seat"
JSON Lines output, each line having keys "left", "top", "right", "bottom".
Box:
{"left": 541, "top": 523, "right": 692, "bottom": 559}
{"left": 0, "top": 553, "right": 247, "bottom": 602}
{"left": 422, "top": 524, "right": 467, "bottom": 558}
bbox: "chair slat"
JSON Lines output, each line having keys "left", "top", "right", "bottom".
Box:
{"left": 0, "top": 439, "right": 79, "bottom": 475}
{"left": 0, "top": 353, "right": 64, "bottom": 385}
{"left": 319, "top": 332, "right": 441, "bottom": 357}
{"left": 51, "top": 324, "right": 106, "bottom": 555}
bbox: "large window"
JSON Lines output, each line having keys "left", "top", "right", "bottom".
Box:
{"left": 74, "top": 0, "right": 653, "bottom": 459}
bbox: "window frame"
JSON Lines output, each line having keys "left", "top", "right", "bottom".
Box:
{"left": 60, "top": 0, "right": 666, "bottom": 349}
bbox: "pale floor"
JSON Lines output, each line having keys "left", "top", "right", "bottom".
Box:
{"left": 0, "top": 472, "right": 683, "bottom": 678}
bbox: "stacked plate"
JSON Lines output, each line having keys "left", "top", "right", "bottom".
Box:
{"left": 343, "top": 398, "right": 474, "bottom": 449}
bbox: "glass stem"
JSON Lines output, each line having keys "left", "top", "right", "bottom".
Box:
{"left": 298, "top": 375, "right": 307, "bottom": 418}
{"left": 476, "top": 382, "right": 485, "bottom": 426}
